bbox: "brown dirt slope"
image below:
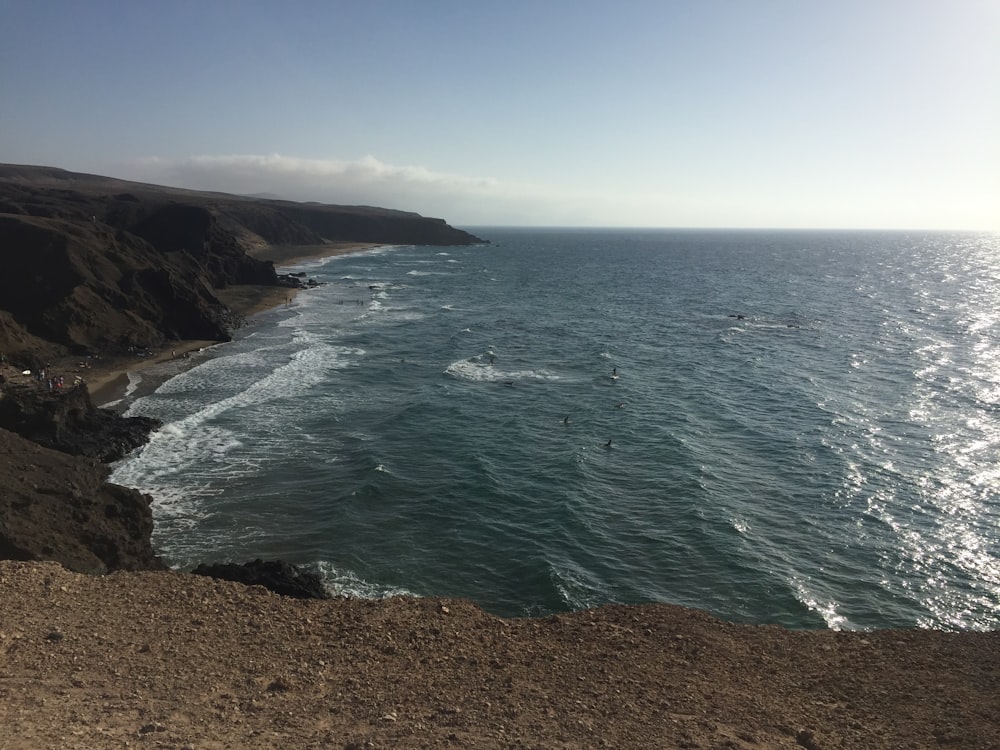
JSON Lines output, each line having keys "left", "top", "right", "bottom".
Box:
{"left": 0, "top": 561, "right": 997, "bottom": 749}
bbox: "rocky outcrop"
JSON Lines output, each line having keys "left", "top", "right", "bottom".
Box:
{"left": 0, "top": 427, "right": 164, "bottom": 573}
{"left": 0, "top": 362, "right": 164, "bottom": 575}
{"left": 191, "top": 559, "right": 331, "bottom": 599}
{"left": 0, "top": 377, "right": 159, "bottom": 463}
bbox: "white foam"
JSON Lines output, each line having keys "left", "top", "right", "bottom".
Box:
{"left": 444, "top": 357, "right": 560, "bottom": 383}
{"left": 316, "top": 560, "right": 417, "bottom": 600}
{"left": 112, "top": 336, "right": 362, "bottom": 524}
{"left": 790, "top": 576, "right": 850, "bottom": 630}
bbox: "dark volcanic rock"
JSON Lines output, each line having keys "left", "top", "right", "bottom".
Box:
{"left": 191, "top": 559, "right": 332, "bottom": 599}
{"left": 0, "top": 165, "right": 484, "bottom": 358}
{"left": 0, "top": 427, "right": 164, "bottom": 573}
{"left": 0, "top": 379, "right": 159, "bottom": 462}
{"left": 0, "top": 213, "right": 233, "bottom": 353}
{"left": 229, "top": 202, "right": 486, "bottom": 247}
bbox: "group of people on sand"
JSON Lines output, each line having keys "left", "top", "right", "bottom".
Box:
{"left": 21, "top": 366, "right": 78, "bottom": 392}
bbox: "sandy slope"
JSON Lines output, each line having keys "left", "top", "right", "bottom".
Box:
{"left": 0, "top": 561, "right": 996, "bottom": 749}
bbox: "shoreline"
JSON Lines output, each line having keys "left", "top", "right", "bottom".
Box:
{"left": 249, "top": 241, "right": 383, "bottom": 267}
{"left": 88, "top": 242, "right": 380, "bottom": 409}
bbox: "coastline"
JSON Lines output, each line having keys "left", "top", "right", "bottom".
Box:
{"left": 3, "top": 225, "right": 1000, "bottom": 747}
{"left": 88, "top": 242, "right": 380, "bottom": 409}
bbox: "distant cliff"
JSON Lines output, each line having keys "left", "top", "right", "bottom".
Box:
{"left": 0, "top": 163, "right": 484, "bottom": 362}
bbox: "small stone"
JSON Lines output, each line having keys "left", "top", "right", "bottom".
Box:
{"left": 45, "top": 630, "right": 64, "bottom": 642}
{"left": 266, "top": 678, "right": 291, "bottom": 692}
{"left": 796, "top": 729, "right": 820, "bottom": 750}
{"left": 380, "top": 711, "right": 398, "bottom": 722}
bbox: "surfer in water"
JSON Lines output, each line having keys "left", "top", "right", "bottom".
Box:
{"left": 563, "top": 415, "right": 571, "bottom": 424}
{"left": 611, "top": 367, "right": 619, "bottom": 380}
{"left": 605, "top": 439, "right": 613, "bottom": 448}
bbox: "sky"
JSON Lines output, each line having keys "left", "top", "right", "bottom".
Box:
{"left": 1, "top": 0, "right": 998, "bottom": 230}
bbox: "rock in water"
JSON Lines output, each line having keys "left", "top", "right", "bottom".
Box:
{"left": 190, "top": 559, "right": 331, "bottom": 599}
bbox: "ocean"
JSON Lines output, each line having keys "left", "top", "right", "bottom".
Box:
{"left": 109, "top": 228, "right": 1000, "bottom": 631}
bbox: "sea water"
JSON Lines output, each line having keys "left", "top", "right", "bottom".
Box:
{"left": 110, "top": 228, "right": 1000, "bottom": 630}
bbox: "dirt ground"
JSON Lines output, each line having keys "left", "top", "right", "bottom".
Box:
{"left": 0, "top": 561, "right": 996, "bottom": 749}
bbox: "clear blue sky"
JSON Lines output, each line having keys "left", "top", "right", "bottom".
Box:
{"left": 2, "top": 0, "right": 997, "bottom": 229}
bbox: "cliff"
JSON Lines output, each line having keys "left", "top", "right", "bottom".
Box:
{"left": 0, "top": 163, "right": 483, "bottom": 363}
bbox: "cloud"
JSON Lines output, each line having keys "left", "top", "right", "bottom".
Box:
{"left": 120, "top": 153, "right": 577, "bottom": 226}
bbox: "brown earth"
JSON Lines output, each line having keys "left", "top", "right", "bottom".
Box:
{"left": 0, "top": 561, "right": 997, "bottom": 750}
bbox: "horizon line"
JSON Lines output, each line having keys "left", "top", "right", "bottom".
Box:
{"left": 458, "top": 225, "right": 1000, "bottom": 234}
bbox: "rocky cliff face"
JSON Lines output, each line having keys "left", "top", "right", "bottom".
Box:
{"left": 0, "top": 213, "right": 235, "bottom": 358}
{"left": 0, "top": 425, "right": 164, "bottom": 573}
{"left": 0, "top": 164, "right": 484, "bottom": 365}
{"left": 0, "top": 362, "right": 163, "bottom": 572}
{"left": 0, "top": 377, "right": 160, "bottom": 463}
